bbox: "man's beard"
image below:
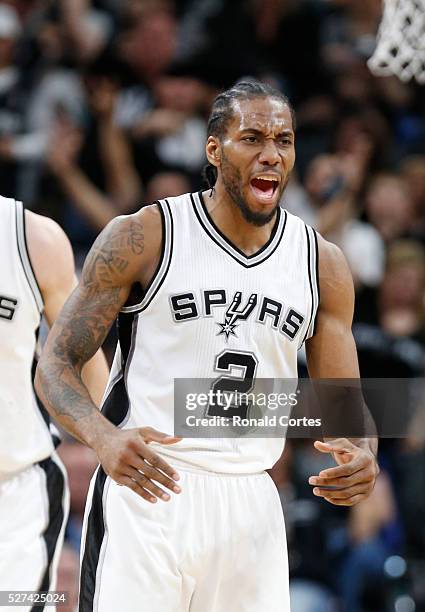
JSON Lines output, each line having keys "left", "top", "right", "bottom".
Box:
{"left": 220, "top": 153, "right": 288, "bottom": 227}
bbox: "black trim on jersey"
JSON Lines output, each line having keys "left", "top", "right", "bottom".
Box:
{"left": 123, "top": 281, "right": 144, "bottom": 309}
{"left": 191, "top": 192, "right": 286, "bottom": 268}
{"left": 33, "top": 457, "right": 67, "bottom": 610}
{"left": 141, "top": 200, "right": 166, "bottom": 300}
{"left": 101, "top": 312, "right": 139, "bottom": 427}
{"left": 139, "top": 199, "right": 174, "bottom": 312}
{"left": 198, "top": 190, "right": 281, "bottom": 259}
{"left": 79, "top": 467, "right": 108, "bottom": 612}
{"left": 15, "top": 202, "right": 43, "bottom": 313}
{"left": 301, "top": 225, "right": 314, "bottom": 346}
{"left": 21, "top": 204, "right": 43, "bottom": 305}
{"left": 120, "top": 199, "right": 174, "bottom": 314}
{"left": 101, "top": 376, "right": 128, "bottom": 427}
{"left": 118, "top": 310, "right": 136, "bottom": 364}
{"left": 312, "top": 228, "right": 320, "bottom": 335}
{"left": 121, "top": 201, "right": 166, "bottom": 311}
{"left": 32, "top": 326, "right": 48, "bottom": 429}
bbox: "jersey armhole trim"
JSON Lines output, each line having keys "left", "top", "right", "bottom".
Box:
{"left": 120, "top": 199, "right": 174, "bottom": 314}
{"left": 312, "top": 229, "right": 320, "bottom": 335}
{"left": 15, "top": 201, "right": 44, "bottom": 313}
{"left": 300, "top": 224, "right": 320, "bottom": 346}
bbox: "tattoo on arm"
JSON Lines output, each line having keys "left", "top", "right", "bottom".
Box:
{"left": 37, "top": 217, "right": 144, "bottom": 427}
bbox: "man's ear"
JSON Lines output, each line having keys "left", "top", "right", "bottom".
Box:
{"left": 206, "top": 136, "right": 221, "bottom": 168}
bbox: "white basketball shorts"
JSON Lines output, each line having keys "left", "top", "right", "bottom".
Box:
{"left": 0, "top": 453, "right": 69, "bottom": 612}
{"left": 79, "top": 466, "right": 290, "bottom": 611}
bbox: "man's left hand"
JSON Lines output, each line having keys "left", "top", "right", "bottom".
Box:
{"left": 308, "top": 438, "right": 379, "bottom": 506}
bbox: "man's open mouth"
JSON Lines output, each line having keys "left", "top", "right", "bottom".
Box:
{"left": 250, "top": 175, "right": 280, "bottom": 201}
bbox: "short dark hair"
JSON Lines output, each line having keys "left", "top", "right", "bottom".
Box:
{"left": 204, "top": 79, "right": 296, "bottom": 188}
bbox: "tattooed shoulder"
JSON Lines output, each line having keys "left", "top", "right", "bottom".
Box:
{"left": 81, "top": 213, "right": 147, "bottom": 296}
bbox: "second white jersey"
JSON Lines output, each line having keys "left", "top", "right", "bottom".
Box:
{"left": 103, "top": 192, "right": 319, "bottom": 473}
{"left": 0, "top": 196, "right": 54, "bottom": 478}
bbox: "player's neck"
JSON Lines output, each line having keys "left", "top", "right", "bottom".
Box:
{"left": 201, "top": 187, "right": 278, "bottom": 257}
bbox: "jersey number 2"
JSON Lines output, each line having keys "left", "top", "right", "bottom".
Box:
{"left": 207, "top": 350, "right": 258, "bottom": 419}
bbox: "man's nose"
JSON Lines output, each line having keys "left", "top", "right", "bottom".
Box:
{"left": 258, "top": 139, "right": 280, "bottom": 166}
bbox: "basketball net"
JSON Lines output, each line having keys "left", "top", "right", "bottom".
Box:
{"left": 368, "top": 0, "right": 425, "bottom": 84}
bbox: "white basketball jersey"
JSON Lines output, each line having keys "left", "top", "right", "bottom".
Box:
{"left": 103, "top": 192, "right": 319, "bottom": 473}
{"left": 0, "top": 196, "right": 54, "bottom": 478}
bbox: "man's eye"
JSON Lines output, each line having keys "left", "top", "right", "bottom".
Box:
{"left": 279, "top": 138, "right": 292, "bottom": 146}
{"left": 244, "top": 136, "right": 258, "bottom": 143}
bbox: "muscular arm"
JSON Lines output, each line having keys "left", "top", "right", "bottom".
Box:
{"left": 35, "top": 206, "right": 182, "bottom": 502}
{"left": 27, "top": 211, "right": 109, "bottom": 406}
{"left": 305, "top": 235, "right": 379, "bottom": 505}
{"left": 35, "top": 210, "right": 148, "bottom": 443}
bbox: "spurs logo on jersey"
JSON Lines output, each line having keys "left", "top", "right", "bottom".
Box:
{"left": 170, "top": 289, "right": 305, "bottom": 342}
{"left": 0, "top": 295, "right": 18, "bottom": 321}
{"left": 217, "top": 292, "right": 257, "bottom": 340}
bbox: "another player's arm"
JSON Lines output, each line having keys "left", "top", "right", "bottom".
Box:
{"left": 27, "top": 210, "right": 109, "bottom": 406}
{"left": 305, "top": 235, "right": 379, "bottom": 506}
{"left": 35, "top": 207, "right": 182, "bottom": 502}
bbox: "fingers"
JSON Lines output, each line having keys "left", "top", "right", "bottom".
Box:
{"left": 313, "top": 481, "right": 370, "bottom": 500}
{"left": 310, "top": 456, "right": 368, "bottom": 481}
{"left": 139, "top": 445, "right": 181, "bottom": 481}
{"left": 113, "top": 452, "right": 182, "bottom": 503}
{"left": 309, "top": 467, "right": 373, "bottom": 489}
{"left": 314, "top": 439, "right": 356, "bottom": 454}
{"left": 309, "top": 451, "right": 376, "bottom": 483}
{"left": 313, "top": 483, "right": 370, "bottom": 506}
{"left": 319, "top": 493, "right": 366, "bottom": 506}
{"left": 116, "top": 475, "right": 159, "bottom": 504}
{"left": 137, "top": 429, "right": 182, "bottom": 480}
{"left": 311, "top": 465, "right": 374, "bottom": 505}
{"left": 308, "top": 439, "right": 378, "bottom": 506}
{"left": 124, "top": 466, "right": 173, "bottom": 502}
{"left": 140, "top": 427, "right": 183, "bottom": 446}
{"left": 127, "top": 451, "right": 181, "bottom": 494}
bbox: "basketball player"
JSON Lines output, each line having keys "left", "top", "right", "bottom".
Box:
{"left": 0, "top": 196, "right": 109, "bottom": 610}
{"left": 36, "top": 81, "right": 379, "bottom": 611}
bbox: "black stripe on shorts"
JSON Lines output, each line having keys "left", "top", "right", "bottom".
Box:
{"left": 32, "top": 457, "right": 67, "bottom": 611}
{"left": 79, "top": 468, "right": 108, "bottom": 612}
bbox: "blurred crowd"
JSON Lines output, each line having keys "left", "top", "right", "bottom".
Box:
{"left": 1, "top": 0, "right": 424, "bottom": 610}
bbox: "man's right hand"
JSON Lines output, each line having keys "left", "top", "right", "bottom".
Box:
{"left": 95, "top": 427, "right": 182, "bottom": 503}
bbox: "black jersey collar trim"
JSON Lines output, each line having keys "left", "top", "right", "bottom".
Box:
{"left": 191, "top": 191, "right": 286, "bottom": 268}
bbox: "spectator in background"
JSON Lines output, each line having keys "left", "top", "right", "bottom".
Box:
{"left": 46, "top": 54, "right": 141, "bottom": 257}
{"left": 397, "top": 393, "right": 425, "bottom": 565}
{"left": 320, "top": 0, "right": 381, "bottom": 74}
{"left": 333, "top": 107, "right": 392, "bottom": 171}
{"left": 145, "top": 171, "right": 191, "bottom": 203}
{"left": 400, "top": 156, "right": 425, "bottom": 243}
{"left": 354, "top": 240, "right": 425, "bottom": 378}
{"left": 271, "top": 441, "right": 340, "bottom": 612}
{"left": 115, "top": 3, "right": 178, "bottom": 131}
{"left": 378, "top": 241, "right": 425, "bottom": 343}
{"left": 337, "top": 471, "right": 399, "bottom": 612}
{"left": 130, "top": 68, "right": 212, "bottom": 185}
{"left": 365, "top": 173, "right": 416, "bottom": 243}
{"left": 0, "top": 3, "right": 23, "bottom": 198}
{"left": 285, "top": 143, "right": 385, "bottom": 289}
{"left": 0, "top": 2, "right": 90, "bottom": 205}
{"left": 0, "top": 2, "right": 61, "bottom": 202}
{"left": 57, "top": 0, "right": 112, "bottom": 63}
